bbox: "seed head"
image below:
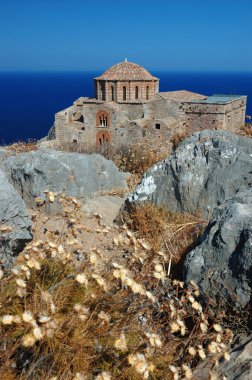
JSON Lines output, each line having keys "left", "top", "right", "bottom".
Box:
{"left": 95, "top": 372, "right": 111, "bottom": 380}
{"left": 76, "top": 273, "right": 88, "bottom": 286}
{"left": 33, "top": 326, "right": 44, "bottom": 340}
{"left": 114, "top": 333, "right": 127, "bottom": 351}
{"left": 2, "top": 315, "right": 13, "bottom": 325}
{"left": 22, "top": 311, "right": 34, "bottom": 324}
{"left": 98, "top": 311, "right": 110, "bottom": 323}
{"left": 182, "top": 364, "right": 193, "bottom": 379}
{"left": 198, "top": 345, "right": 206, "bottom": 359}
{"left": 16, "top": 278, "right": 26, "bottom": 288}
{"left": 213, "top": 323, "right": 223, "bottom": 333}
{"left": 224, "top": 352, "right": 230, "bottom": 361}
{"left": 22, "top": 333, "right": 36, "bottom": 347}
{"left": 188, "top": 346, "right": 196, "bottom": 356}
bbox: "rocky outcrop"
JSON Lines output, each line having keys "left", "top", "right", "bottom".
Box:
{"left": 184, "top": 189, "right": 252, "bottom": 308}
{"left": 1, "top": 150, "right": 129, "bottom": 209}
{"left": 0, "top": 148, "right": 12, "bottom": 164}
{"left": 0, "top": 169, "right": 32, "bottom": 269}
{"left": 127, "top": 130, "right": 252, "bottom": 219}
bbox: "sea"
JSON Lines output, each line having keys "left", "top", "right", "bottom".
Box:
{"left": 0, "top": 71, "right": 252, "bottom": 145}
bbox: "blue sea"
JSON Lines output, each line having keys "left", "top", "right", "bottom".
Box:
{"left": 0, "top": 71, "right": 252, "bottom": 145}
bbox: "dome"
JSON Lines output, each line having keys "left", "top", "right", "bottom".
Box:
{"left": 95, "top": 61, "right": 158, "bottom": 81}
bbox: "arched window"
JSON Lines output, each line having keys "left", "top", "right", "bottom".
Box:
{"left": 111, "top": 86, "right": 114, "bottom": 101}
{"left": 135, "top": 86, "right": 139, "bottom": 99}
{"left": 96, "top": 110, "right": 110, "bottom": 128}
{"left": 146, "top": 86, "right": 149, "bottom": 100}
{"left": 100, "top": 83, "right": 105, "bottom": 101}
{"left": 123, "top": 86, "right": 127, "bottom": 101}
{"left": 96, "top": 130, "right": 111, "bottom": 147}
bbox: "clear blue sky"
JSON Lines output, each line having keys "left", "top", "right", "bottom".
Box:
{"left": 0, "top": 0, "right": 251, "bottom": 72}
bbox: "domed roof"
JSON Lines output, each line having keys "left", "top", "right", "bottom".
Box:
{"left": 95, "top": 61, "right": 158, "bottom": 81}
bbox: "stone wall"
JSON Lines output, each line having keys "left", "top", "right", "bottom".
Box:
{"left": 182, "top": 97, "right": 246, "bottom": 133}
{"left": 54, "top": 95, "right": 247, "bottom": 151}
{"left": 54, "top": 97, "right": 180, "bottom": 151}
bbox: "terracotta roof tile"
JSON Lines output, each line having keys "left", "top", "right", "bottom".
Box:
{"left": 95, "top": 61, "right": 158, "bottom": 81}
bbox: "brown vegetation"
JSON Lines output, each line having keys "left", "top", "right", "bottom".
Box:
{"left": 0, "top": 194, "right": 233, "bottom": 380}
{"left": 3, "top": 140, "right": 38, "bottom": 154}
{"left": 127, "top": 203, "right": 206, "bottom": 272}
{"left": 239, "top": 123, "right": 252, "bottom": 138}
{"left": 170, "top": 130, "right": 189, "bottom": 149}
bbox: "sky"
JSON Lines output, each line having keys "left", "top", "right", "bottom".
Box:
{"left": 0, "top": 0, "right": 251, "bottom": 72}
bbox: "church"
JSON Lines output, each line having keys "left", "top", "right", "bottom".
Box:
{"left": 52, "top": 60, "right": 247, "bottom": 150}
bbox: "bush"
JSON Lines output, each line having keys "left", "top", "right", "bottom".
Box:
{"left": 239, "top": 123, "right": 252, "bottom": 137}
{"left": 107, "top": 143, "right": 168, "bottom": 176}
{"left": 1, "top": 140, "right": 38, "bottom": 154}
{"left": 170, "top": 131, "right": 189, "bottom": 149}
{"left": 125, "top": 203, "right": 206, "bottom": 274}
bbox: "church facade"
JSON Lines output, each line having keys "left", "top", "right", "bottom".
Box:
{"left": 53, "top": 61, "right": 247, "bottom": 150}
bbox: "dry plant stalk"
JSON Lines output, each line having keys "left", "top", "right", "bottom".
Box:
{"left": 0, "top": 194, "right": 233, "bottom": 380}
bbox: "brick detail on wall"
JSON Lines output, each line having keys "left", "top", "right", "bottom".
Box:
{"left": 96, "top": 110, "right": 110, "bottom": 127}
{"left": 96, "top": 130, "right": 111, "bottom": 146}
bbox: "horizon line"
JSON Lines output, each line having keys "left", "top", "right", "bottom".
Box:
{"left": 1, "top": 69, "right": 252, "bottom": 74}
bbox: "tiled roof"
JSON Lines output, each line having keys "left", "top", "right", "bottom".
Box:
{"left": 95, "top": 61, "right": 159, "bottom": 81}
{"left": 159, "top": 90, "right": 207, "bottom": 102}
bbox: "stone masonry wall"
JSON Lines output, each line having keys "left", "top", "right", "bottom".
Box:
{"left": 54, "top": 95, "right": 246, "bottom": 151}
{"left": 54, "top": 97, "right": 180, "bottom": 151}
{"left": 182, "top": 97, "right": 246, "bottom": 133}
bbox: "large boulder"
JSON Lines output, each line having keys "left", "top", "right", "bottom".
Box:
{"left": 0, "top": 169, "right": 32, "bottom": 269}
{"left": 127, "top": 130, "right": 252, "bottom": 218}
{"left": 1, "top": 150, "right": 129, "bottom": 209}
{"left": 184, "top": 189, "right": 252, "bottom": 308}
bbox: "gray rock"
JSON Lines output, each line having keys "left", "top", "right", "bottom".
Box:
{"left": 81, "top": 195, "right": 126, "bottom": 226}
{"left": 218, "top": 334, "right": 252, "bottom": 380}
{"left": 194, "top": 334, "right": 252, "bottom": 380}
{"left": 184, "top": 189, "right": 252, "bottom": 308}
{"left": 47, "top": 124, "right": 56, "bottom": 140}
{"left": 0, "top": 169, "right": 32, "bottom": 269}
{"left": 0, "top": 148, "right": 12, "bottom": 164}
{"left": 1, "top": 150, "right": 128, "bottom": 209}
{"left": 127, "top": 130, "right": 252, "bottom": 219}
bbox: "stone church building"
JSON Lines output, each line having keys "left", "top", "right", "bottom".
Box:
{"left": 53, "top": 60, "right": 247, "bottom": 150}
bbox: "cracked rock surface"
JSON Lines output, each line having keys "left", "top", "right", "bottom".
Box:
{"left": 127, "top": 130, "right": 252, "bottom": 219}
{"left": 1, "top": 150, "right": 129, "bottom": 210}
{"left": 0, "top": 168, "right": 32, "bottom": 269}
{"left": 184, "top": 189, "right": 252, "bottom": 308}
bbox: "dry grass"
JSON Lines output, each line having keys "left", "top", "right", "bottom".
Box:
{"left": 3, "top": 140, "right": 38, "bottom": 154}
{"left": 239, "top": 123, "right": 252, "bottom": 138}
{"left": 125, "top": 203, "right": 206, "bottom": 277}
{"left": 57, "top": 141, "right": 168, "bottom": 179}
{"left": 0, "top": 194, "right": 233, "bottom": 380}
{"left": 108, "top": 143, "right": 168, "bottom": 177}
{"left": 170, "top": 131, "right": 189, "bottom": 149}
